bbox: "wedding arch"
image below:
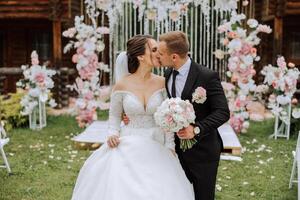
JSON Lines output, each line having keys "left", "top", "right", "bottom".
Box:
{"left": 85, "top": 0, "right": 254, "bottom": 83}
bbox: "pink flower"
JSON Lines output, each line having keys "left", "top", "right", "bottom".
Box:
{"left": 241, "top": 43, "right": 252, "bottom": 54}
{"left": 292, "top": 98, "right": 298, "bottom": 105}
{"left": 192, "top": 87, "right": 207, "bottom": 104}
{"left": 227, "top": 31, "right": 237, "bottom": 39}
{"left": 231, "top": 74, "right": 238, "bottom": 83}
{"left": 288, "top": 62, "right": 295, "bottom": 68}
{"left": 84, "top": 91, "right": 94, "bottom": 100}
{"left": 166, "top": 115, "right": 173, "bottom": 123}
{"left": 76, "top": 47, "right": 85, "bottom": 54}
{"left": 230, "top": 115, "right": 244, "bottom": 134}
{"left": 35, "top": 72, "right": 45, "bottom": 83}
{"left": 222, "top": 38, "right": 229, "bottom": 45}
{"left": 72, "top": 54, "right": 79, "bottom": 63}
{"left": 257, "top": 25, "right": 272, "bottom": 34}
{"left": 250, "top": 48, "right": 257, "bottom": 56}
{"left": 31, "top": 58, "right": 39, "bottom": 65}
{"left": 76, "top": 109, "right": 96, "bottom": 127}
{"left": 88, "top": 53, "right": 98, "bottom": 64}
{"left": 277, "top": 56, "right": 287, "bottom": 70}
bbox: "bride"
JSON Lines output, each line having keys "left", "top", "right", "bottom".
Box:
{"left": 71, "top": 35, "right": 194, "bottom": 200}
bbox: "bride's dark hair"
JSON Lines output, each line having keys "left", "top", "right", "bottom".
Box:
{"left": 126, "top": 35, "right": 154, "bottom": 73}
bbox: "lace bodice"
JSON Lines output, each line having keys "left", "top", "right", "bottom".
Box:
{"left": 108, "top": 89, "right": 175, "bottom": 150}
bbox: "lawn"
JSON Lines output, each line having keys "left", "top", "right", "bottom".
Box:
{"left": 0, "top": 114, "right": 298, "bottom": 200}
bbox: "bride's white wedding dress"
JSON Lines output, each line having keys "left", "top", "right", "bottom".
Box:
{"left": 71, "top": 89, "right": 194, "bottom": 200}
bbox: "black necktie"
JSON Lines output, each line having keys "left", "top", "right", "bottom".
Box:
{"left": 171, "top": 70, "right": 179, "bottom": 98}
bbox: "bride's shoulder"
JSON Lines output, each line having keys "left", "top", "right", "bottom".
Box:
{"left": 152, "top": 74, "right": 165, "bottom": 86}
{"left": 113, "top": 75, "right": 131, "bottom": 92}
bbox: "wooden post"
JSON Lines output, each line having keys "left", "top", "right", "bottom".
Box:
{"left": 52, "top": 20, "right": 62, "bottom": 67}
{"left": 273, "top": 16, "right": 283, "bottom": 59}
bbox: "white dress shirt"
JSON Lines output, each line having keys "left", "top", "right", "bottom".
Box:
{"left": 167, "top": 58, "right": 191, "bottom": 97}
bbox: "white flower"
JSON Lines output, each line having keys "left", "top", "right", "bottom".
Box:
{"left": 214, "top": 49, "right": 225, "bottom": 59}
{"left": 228, "top": 39, "right": 242, "bottom": 52}
{"left": 247, "top": 19, "right": 258, "bottom": 28}
{"left": 29, "top": 88, "right": 40, "bottom": 97}
{"left": 48, "top": 99, "right": 57, "bottom": 108}
{"left": 215, "top": 0, "right": 237, "bottom": 11}
{"left": 276, "top": 95, "right": 291, "bottom": 105}
{"left": 292, "top": 108, "right": 300, "bottom": 119}
{"left": 39, "top": 92, "right": 48, "bottom": 103}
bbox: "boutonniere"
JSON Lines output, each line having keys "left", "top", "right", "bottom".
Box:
{"left": 192, "top": 87, "right": 207, "bottom": 104}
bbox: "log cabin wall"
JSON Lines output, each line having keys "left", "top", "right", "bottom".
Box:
{"left": 255, "top": 0, "right": 300, "bottom": 97}
{"left": 0, "top": 0, "right": 84, "bottom": 105}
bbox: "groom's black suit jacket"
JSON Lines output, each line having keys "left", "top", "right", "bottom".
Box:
{"left": 164, "top": 61, "right": 230, "bottom": 163}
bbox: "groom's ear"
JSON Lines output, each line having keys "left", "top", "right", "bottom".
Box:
{"left": 172, "top": 54, "right": 178, "bottom": 61}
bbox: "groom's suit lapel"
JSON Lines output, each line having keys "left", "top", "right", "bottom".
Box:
{"left": 181, "top": 61, "right": 200, "bottom": 100}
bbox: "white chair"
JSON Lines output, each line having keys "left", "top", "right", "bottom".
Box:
{"left": 0, "top": 121, "right": 11, "bottom": 174}
{"left": 271, "top": 102, "right": 292, "bottom": 140}
{"left": 289, "top": 131, "right": 300, "bottom": 199}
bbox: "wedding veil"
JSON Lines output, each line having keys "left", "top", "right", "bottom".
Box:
{"left": 114, "top": 51, "right": 129, "bottom": 82}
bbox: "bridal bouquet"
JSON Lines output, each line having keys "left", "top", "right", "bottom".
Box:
{"left": 154, "top": 98, "right": 197, "bottom": 151}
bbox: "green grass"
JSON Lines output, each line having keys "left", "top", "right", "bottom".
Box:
{"left": 0, "top": 115, "right": 298, "bottom": 200}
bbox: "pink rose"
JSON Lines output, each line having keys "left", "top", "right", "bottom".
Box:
{"left": 227, "top": 31, "right": 237, "bottom": 39}
{"left": 31, "top": 58, "right": 39, "bottom": 65}
{"left": 288, "top": 62, "right": 295, "bottom": 68}
{"left": 76, "top": 47, "right": 85, "bottom": 54}
{"left": 35, "top": 72, "right": 45, "bottom": 83}
{"left": 166, "top": 115, "right": 173, "bottom": 124}
{"left": 230, "top": 116, "right": 244, "bottom": 133}
{"left": 241, "top": 43, "right": 252, "bottom": 54}
{"left": 222, "top": 38, "right": 229, "bottom": 45}
{"left": 196, "top": 87, "right": 206, "bottom": 97}
{"left": 84, "top": 91, "right": 94, "bottom": 100}
{"left": 292, "top": 98, "right": 298, "bottom": 105}
{"left": 72, "top": 54, "right": 79, "bottom": 63}
{"left": 250, "top": 48, "right": 257, "bottom": 56}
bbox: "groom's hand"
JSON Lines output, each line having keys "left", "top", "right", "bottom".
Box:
{"left": 122, "top": 114, "right": 130, "bottom": 125}
{"left": 177, "top": 125, "right": 195, "bottom": 139}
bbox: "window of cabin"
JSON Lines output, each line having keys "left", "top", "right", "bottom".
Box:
{"left": 32, "top": 31, "right": 52, "bottom": 63}
{"left": 290, "top": 31, "right": 300, "bottom": 59}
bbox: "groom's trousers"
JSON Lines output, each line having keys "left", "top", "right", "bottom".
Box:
{"left": 176, "top": 134, "right": 222, "bottom": 200}
{"left": 188, "top": 160, "right": 220, "bottom": 200}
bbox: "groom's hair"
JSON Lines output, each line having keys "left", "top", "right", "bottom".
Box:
{"left": 159, "top": 31, "right": 189, "bottom": 58}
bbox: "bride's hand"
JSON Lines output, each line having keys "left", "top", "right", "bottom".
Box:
{"left": 107, "top": 135, "right": 120, "bottom": 148}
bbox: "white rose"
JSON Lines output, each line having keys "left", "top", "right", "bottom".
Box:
{"left": 247, "top": 19, "right": 258, "bottom": 28}
{"left": 292, "top": 108, "right": 300, "bottom": 119}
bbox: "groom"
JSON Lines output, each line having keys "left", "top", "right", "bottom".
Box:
{"left": 158, "top": 31, "right": 230, "bottom": 200}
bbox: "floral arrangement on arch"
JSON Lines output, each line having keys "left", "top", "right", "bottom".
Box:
{"left": 261, "top": 56, "right": 300, "bottom": 124}
{"left": 93, "top": 0, "right": 245, "bottom": 32}
{"left": 16, "top": 51, "right": 57, "bottom": 116}
{"left": 63, "top": 1, "right": 111, "bottom": 128}
{"left": 216, "top": 11, "right": 272, "bottom": 133}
